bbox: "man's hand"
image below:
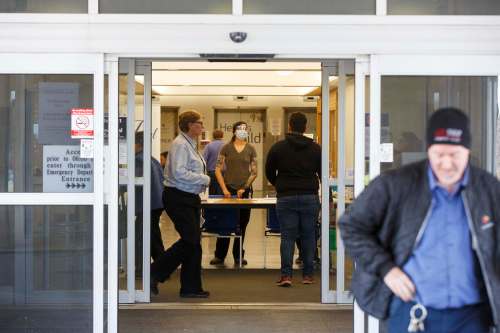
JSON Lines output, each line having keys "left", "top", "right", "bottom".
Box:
{"left": 383, "top": 267, "right": 416, "bottom": 302}
{"left": 223, "top": 189, "right": 231, "bottom": 198}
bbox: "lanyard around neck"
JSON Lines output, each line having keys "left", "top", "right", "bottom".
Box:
{"left": 181, "top": 133, "right": 206, "bottom": 174}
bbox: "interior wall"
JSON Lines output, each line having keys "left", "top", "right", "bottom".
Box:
{"left": 158, "top": 95, "right": 317, "bottom": 138}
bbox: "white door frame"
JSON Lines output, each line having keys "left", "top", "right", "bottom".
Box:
{"left": 0, "top": 53, "right": 105, "bottom": 333}
{"left": 356, "top": 54, "right": 500, "bottom": 333}
{"left": 114, "top": 59, "right": 153, "bottom": 304}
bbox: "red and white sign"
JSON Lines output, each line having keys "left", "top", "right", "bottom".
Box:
{"left": 71, "top": 108, "right": 94, "bottom": 139}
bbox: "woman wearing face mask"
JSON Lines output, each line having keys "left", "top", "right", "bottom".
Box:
{"left": 210, "top": 121, "right": 258, "bottom": 266}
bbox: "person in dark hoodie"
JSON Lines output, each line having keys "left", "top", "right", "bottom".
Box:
{"left": 265, "top": 112, "right": 321, "bottom": 287}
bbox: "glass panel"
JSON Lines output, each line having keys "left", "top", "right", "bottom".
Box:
{"left": 388, "top": 0, "right": 500, "bottom": 15}
{"left": 0, "top": 74, "right": 94, "bottom": 193}
{"left": 99, "top": 0, "right": 231, "bottom": 14}
{"left": 327, "top": 70, "right": 356, "bottom": 294}
{"left": 0, "top": 0, "right": 87, "bottom": 13}
{"left": 381, "top": 76, "right": 498, "bottom": 172}
{"left": 496, "top": 109, "right": 500, "bottom": 179}
{"left": 244, "top": 0, "right": 375, "bottom": 15}
{"left": 0, "top": 205, "right": 93, "bottom": 332}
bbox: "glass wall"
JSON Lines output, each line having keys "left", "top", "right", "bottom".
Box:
{"left": 244, "top": 0, "right": 375, "bottom": 15}
{"left": 496, "top": 109, "right": 500, "bottom": 179}
{"left": 0, "top": 74, "right": 94, "bottom": 193}
{"left": 388, "top": 0, "right": 500, "bottom": 15}
{"left": 99, "top": 0, "right": 231, "bottom": 14}
{"left": 380, "top": 76, "right": 498, "bottom": 172}
{"left": 0, "top": 205, "right": 93, "bottom": 332}
{"left": 0, "top": 0, "right": 87, "bottom": 13}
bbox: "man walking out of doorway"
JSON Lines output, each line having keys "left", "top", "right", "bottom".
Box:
{"left": 339, "top": 107, "right": 500, "bottom": 332}
{"left": 265, "top": 112, "right": 321, "bottom": 287}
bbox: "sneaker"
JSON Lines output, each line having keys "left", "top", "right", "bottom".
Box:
{"left": 209, "top": 257, "right": 224, "bottom": 265}
{"left": 276, "top": 276, "right": 292, "bottom": 287}
{"left": 302, "top": 276, "right": 314, "bottom": 285}
{"left": 180, "top": 290, "right": 210, "bottom": 298}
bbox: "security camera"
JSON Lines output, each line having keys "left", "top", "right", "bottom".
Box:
{"left": 229, "top": 32, "right": 247, "bottom": 43}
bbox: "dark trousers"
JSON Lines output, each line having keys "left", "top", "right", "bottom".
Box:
{"left": 151, "top": 187, "right": 204, "bottom": 293}
{"left": 214, "top": 187, "right": 251, "bottom": 261}
{"left": 388, "top": 298, "right": 492, "bottom": 333}
{"left": 208, "top": 171, "right": 222, "bottom": 195}
{"left": 276, "top": 194, "right": 319, "bottom": 277}
{"left": 135, "top": 208, "right": 165, "bottom": 272}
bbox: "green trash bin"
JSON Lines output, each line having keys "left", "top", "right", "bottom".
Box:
{"left": 329, "top": 228, "right": 336, "bottom": 252}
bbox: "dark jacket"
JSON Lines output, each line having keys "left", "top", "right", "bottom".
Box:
{"left": 338, "top": 160, "right": 500, "bottom": 330}
{"left": 265, "top": 133, "right": 321, "bottom": 197}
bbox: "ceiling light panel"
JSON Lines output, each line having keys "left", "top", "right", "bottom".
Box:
{"left": 152, "top": 86, "right": 317, "bottom": 96}
{"left": 152, "top": 70, "right": 321, "bottom": 87}
{"left": 152, "top": 62, "right": 321, "bottom": 70}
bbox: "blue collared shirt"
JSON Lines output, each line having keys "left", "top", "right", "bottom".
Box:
{"left": 164, "top": 133, "right": 210, "bottom": 195}
{"left": 203, "top": 139, "right": 225, "bottom": 172}
{"left": 402, "top": 165, "right": 484, "bottom": 309}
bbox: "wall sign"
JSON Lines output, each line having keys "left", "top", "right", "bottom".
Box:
{"left": 38, "top": 82, "right": 79, "bottom": 145}
{"left": 71, "top": 108, "right": 94, "bottom": 139}
{"left": 43, "top": 145, "right": 93, "bottom": 193}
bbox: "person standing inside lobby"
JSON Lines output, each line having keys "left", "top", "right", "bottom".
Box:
{"left": 203, "top": 129, "right": 225, "bottom": 195}
{"left": 134, "top": 132, "right": 165, "bottom": 275}
{"left": 210, "top": 121, "right": 258, "bottom": 266}
{"left": 339, "top": 108, "right": 499, "bottom": 332}
{"left": 265, "top": 112, "right": 321, "bottom": 287}
{"left": 151, "top": 110, "right": 211, "bottom": 298}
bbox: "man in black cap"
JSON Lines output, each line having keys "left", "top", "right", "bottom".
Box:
{"left": 339, "top": 107, "right": 500, "bottom": 332}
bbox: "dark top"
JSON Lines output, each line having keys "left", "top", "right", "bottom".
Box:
{"left": 135, "top": 152, "right": 165, "bottom": 212}
{"left": 265, "top": 133, "right": 321, "bottom": 197}
{"left": 338, "top": 160, "right": 500, "bottom": 325}
{"left": 219, "top": 142, "right": 257, "bottom": 190}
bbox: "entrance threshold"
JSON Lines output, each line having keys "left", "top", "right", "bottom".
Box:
{"left": 120, "top": 302, "right": 352, "bottom": 311}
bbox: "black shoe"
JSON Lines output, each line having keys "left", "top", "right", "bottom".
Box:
{"left": 209, "top": 257, "right": 224, "bottom": 265}
{"left": 179, "top": 290, "right": 210, "bottom": 298}
{"left": 150, "top": 276, "right": 159, "bottom": 296}
{"left": 234, "top": 258, "right": 248, "bottom": 266}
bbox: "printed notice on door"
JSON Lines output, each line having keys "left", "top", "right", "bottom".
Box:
{"left": 43, "top": 145, "right": 93, "bottom": 192}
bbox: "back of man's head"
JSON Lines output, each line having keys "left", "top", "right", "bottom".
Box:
{"left": 289, "top": 112, "right": 307, "bottom": 133}
{"left": 135, "top": 132, "right": 144, "bottom": 146}
{"left": 213, "top": 129, "right": 224, "bottom": 140}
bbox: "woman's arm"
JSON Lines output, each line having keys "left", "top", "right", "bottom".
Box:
{"left": 215, "top": 153, "right": 231, "bottom": 198}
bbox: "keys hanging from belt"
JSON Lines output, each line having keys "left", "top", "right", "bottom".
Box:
{"left": 408, "top": 303, "right": 428, "bottom": 332}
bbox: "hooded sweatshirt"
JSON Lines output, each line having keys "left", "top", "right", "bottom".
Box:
{"left": 265, "top": 133, "right": 321, "bottom": 198}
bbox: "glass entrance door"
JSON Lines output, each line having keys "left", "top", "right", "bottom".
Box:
{"left": 320, "top": 59, "right": 368, "bottom": 304}
{"left": 117, "top": 59, "right": 153, "bottom": 303}
{"left": 354, "top": 55, "right": 500, "bottom": 333}
{"left": 0, "top": 54, "right": 105, "bottom": 332}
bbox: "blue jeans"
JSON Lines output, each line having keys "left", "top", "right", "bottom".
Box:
{"left": 388, "top": 297, "right": 492, "bottom": 333}
{"left": 276, "top": 194, "right": 320, "bottom": 277}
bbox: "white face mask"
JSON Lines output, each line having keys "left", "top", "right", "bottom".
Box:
{"left": 235, "top": 129, "right": 248, "bottom": 140}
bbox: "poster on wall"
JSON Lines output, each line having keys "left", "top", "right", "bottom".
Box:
{"left": 43, "top": 145, "right": 93, "bottom": 192}
{"left": 38, "top": 82, "right": 79, "bottom": 145}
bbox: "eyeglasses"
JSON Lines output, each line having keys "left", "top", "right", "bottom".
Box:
{"left": 192, "top": 120, "right": 204, "bottom": 126}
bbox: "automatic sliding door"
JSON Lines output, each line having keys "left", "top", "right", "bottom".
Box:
{"left": 117, "top": 60, "right": 152, "bottom": 304}
{"left": 321, "top": 60, "right": 364, "bottom": 304}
